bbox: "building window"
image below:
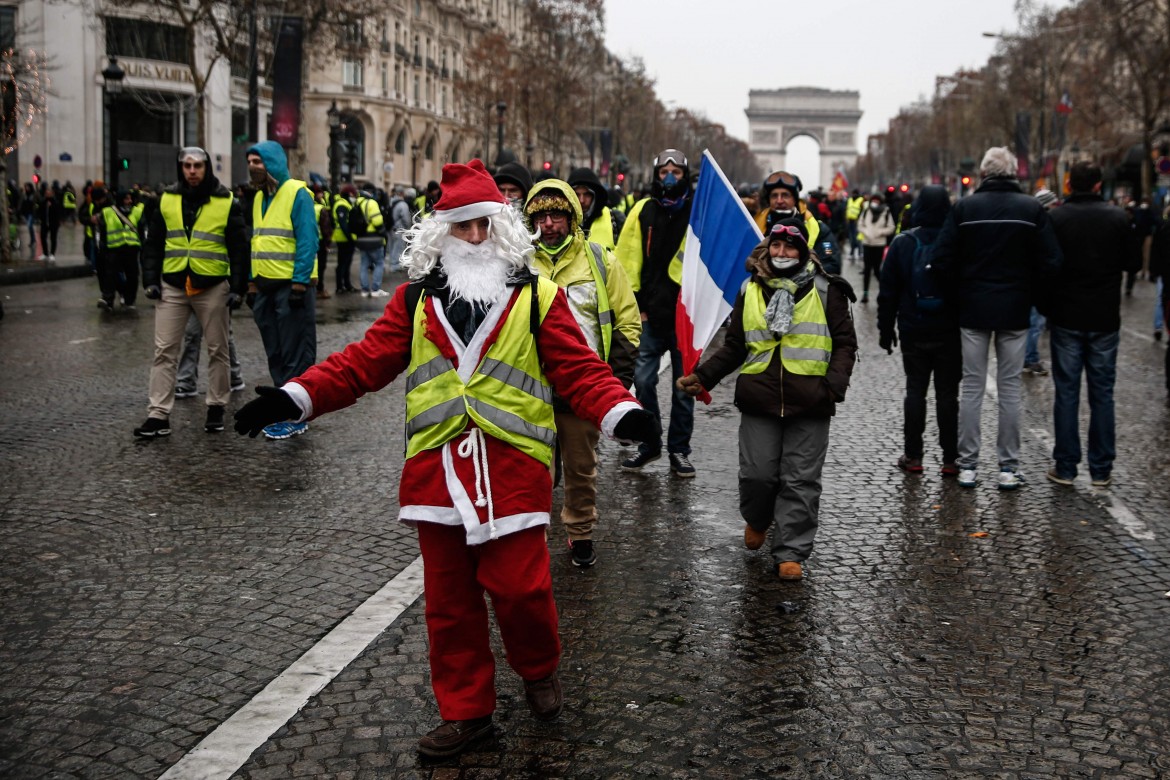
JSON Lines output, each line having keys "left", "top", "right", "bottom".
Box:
{"left": 342, "top": 59, "right": 363, "bottom": 88}
{"left": 0, "top": 7, "right": 15, "bottom": 50}
{"left": 413, "top": 75, "right": 420, "bottom": 103}
{"left": 414, "top": 0, "right": 422, "bottom": 17}
{"left": 395, "top": 129, "right": 406, "bottom": 155}
{"left": 425, "top": 139, "right": 435, "bottom": 160}
{"left": 381, "top": 62, "right": 388, "bottom": 93}
{"left": 105, "top": 16, "right": 188, "bottom": 63}
{"left": 342, "top": 21, "right": 362, "bottom": 46}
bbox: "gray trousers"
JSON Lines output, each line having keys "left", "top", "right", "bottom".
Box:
{"left": 739, "top": 413, "right": 831, "bottom": 565}
{"left": 176, "top": 311, "right": 243, "bottom": 392}
{"left": 958, "top": 327, "right": 1027, "bottom": 471}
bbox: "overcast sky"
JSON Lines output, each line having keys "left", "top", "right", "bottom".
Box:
{"left": 603, "top": 0, "right": 1072, "bottom": 187}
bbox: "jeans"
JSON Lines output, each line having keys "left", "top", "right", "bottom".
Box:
{"left": 958, "top": 328, "right": 1027, "bottom": 471}
{"left": 1049, "top": 326, "right": 1119, "bottom": 480}
{"left": 176, "top": 311, "right": 243, "bottom": 392}
{"left": 1155, "top": 277, "right": 1164, "bottom": 331}
{"left": 388, "top": 231, "right": 406, "bottom": 271}
{"left": 358, "top": 243, "right": 386, "bottom": 292}
{"left": 632, "top": 319, "right": 693, "bottom": 455}
{"left": 1025, "top": 307, "right": 1045, "bottom": 365}
{"left": 900, "top": 333, "right": 961, "bottom": 462}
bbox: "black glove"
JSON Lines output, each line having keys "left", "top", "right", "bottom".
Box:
{"left": 879, "top": 331, "right": 898, "bottom": 354}
{"left": 613, "top": 409, "right": 661, "bottom": 445}
{"left": 144, "top": 285, "right": 161, "bottom": 300}
{"left": 227, "top": 292, "right": 242, "bottom": 310}
{"left": 245, "top": 291, "right": 257, "bottom": 309}
{"left": 233, "top": 386, "right": 301, "bottom": 437}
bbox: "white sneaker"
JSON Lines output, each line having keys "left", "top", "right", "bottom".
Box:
{"left": 997, "top": 470, "right": 1024, "bottom": 490}
{"left": 957, "top": 469, "right": 978, "bottom": 487}
{"left": 47, "top": 254, "right": 55, "bottom": 262}
{"left": 361, "top": 290, "right": 371, "bottom": 298}
{"left": 369, "top": 289, "right": 390, "bottom": 298}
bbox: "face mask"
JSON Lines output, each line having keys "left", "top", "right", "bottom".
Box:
{"left": 771, "top": 256, "right": 800, "bottom": 271}
{"left": 871, "top": 201, "right": 882, "bottom": 209}
{"left": 662, "top": 173, "right": 678, "bottom": 188}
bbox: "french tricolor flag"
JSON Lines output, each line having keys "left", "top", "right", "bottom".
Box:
{"left": 676, "top": 151, "right": 761, "bottom": 403}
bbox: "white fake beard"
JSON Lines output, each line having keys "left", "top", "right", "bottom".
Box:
{"left": 440, "top": 235, "right": 511, "bottom": 305}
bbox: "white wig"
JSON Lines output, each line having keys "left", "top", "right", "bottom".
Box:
{"left": 980, "top": 146, "right": 1019, "bottom": 179}
{"left": 400, "top": 207, "right": 538, "bottom": 281}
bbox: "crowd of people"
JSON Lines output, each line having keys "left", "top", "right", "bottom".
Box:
{"left": 12, "top": 139, "right": 1167, "bottom": 758}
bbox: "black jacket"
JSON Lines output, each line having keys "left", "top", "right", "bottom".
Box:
{"left": 142, "top": 175, "right": 249, "bottom": 294}
{"left": 877, "top": 185, "right": 958, "bottom": 339}
{"left": 1045, "top": 193, "right": 1141, "bottom": 332}
{"left": 931, "top": 177, "right": 1063, "bottom": 330}
{"left": 635, "top": 196, "right": 692, "bottom": 334}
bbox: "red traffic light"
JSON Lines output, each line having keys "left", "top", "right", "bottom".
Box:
{"left": 31, "top": 173, "right": 40, "bottom": 185}
{"left": 886, "top": 185, "right": 895, "bottom": 193}
{"left": 960, "top": 175, "right": 972, "bottom": 186}
{"left": 542, "top": 160, "right": 552, "bottom": 171}
{"left": 899, "top": 183, "right": 910, "bottom": 193}
{"left": 616, "top": 173, "right": 625, "bottom": 183}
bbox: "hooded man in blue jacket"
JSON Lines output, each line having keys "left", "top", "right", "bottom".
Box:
{"left": 245, "top": 141, "right": 320, "bottom": 439}
{"left": 877, "top": 185, "right": 960, "bottom": 476}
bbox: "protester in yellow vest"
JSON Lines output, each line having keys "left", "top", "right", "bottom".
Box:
{"left": 95, "top": 189, "right": 144, "bottom": 310}
{"left": 846, "top": 189, "right": 866, "bottom": 259}
{"left": 613, "top": 148, "right": 698, "bottom": 478}
{"left": 523, "top": 178, "right": 641, "bottom": 568}
{"left": 133, "top": 146, "right": 249, "bottom": 438}
{"left": 332, "top": 185, "right": 357, "bottom": 292}
{"left": 677, "top": 217, "right": 858, "bottom": 582}
{"left": 232, "top": 158, "right": 659, "bottom": 759}
{"left": 244, "top": 140, "right": 320, "bottom": 440}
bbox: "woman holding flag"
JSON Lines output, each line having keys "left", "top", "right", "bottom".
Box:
{"left": 677, "top": 217, "right": 857, "bottom": 581}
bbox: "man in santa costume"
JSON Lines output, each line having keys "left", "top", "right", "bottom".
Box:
{"left": 233, "top": 159, "right": 659, "bottom": 758}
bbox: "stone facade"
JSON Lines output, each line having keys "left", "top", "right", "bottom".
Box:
{"left": 746, "top": 87, "right": 862, "bottom": 191}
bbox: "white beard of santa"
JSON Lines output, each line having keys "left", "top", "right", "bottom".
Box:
{"left": 439, "top": 234, "right": 512, "bottom": 305}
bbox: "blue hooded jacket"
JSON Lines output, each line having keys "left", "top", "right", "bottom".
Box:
{"left": 246, "top": 140, "right": 319, "bottom": 285}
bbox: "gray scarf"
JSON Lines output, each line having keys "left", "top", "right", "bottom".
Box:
{"left": 762, "top": 262, "right": 817, "bottom": 337}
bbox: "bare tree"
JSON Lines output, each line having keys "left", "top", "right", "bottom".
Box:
{"left": 0, "top": 43, "right": 49, "bottom": 263}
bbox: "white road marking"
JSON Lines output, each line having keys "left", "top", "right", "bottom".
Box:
{"left": 158, "top": 556, "right": 426, "bottom": 780}
{"left": 1122, "top": 327, "right": 1156, "bottom": 344}
{"left": 69, "top": 337, "right": 99, "bottom": 344}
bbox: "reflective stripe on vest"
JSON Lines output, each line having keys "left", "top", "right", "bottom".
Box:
{"left": 160, "top": 193, "right": 230, "bottom": 277}
{"left": 313, "top": 202, "right": 324, "bottom": 241}
{"left": 102, "top": 206, "right": 141, "bottom": 249}
{"left": 586, "top": 242, "right": 614, "bottom": 361}
{"left": 251, "top": 180, "right": 309, "bottom": 280}
{"left": 403, "top": 279, "right": 560, "bottom": 465}
{"left": 741, "top": 274, "right": 831, "bottom": 376}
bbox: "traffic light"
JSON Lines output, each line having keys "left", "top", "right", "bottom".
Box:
{"left": 899, "top": 183, "right": 909, "bottom": 194}
{"left": 341, "top": 140, "right": 358, "bottom": 174}
{"left": 616, "top": 172, "right": 625, "bottom": 183}
{"left": 119, "top": 157, "right": 130, "bottom": 171}
{"left": 31, "top": 173, "right": 39, "bottom": 185}
{"left": 542, "top": 160, "right": 552, "bottom": 171}
{"left": 960, "top": 174, "right": 972, "bottom": 195}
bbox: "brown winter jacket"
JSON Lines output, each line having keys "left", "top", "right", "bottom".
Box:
{"left": 693, "top": 244, "right": 858, "bottom": 419}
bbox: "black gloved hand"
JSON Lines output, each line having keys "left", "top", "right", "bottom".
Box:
{"left": 879, "top": 331, "right": 898, "bottom": 354}
{"left": 613, "top": 409, "right": 661, "bottom": 445}
{"left": 245, "top": 291, "right": 257, "bottom": 309}
{"left": 233, "top": 386, "right": 300, "bottom": 437}
{"left": 288, "top": 288, "right": 306, "bottom": 310}
{"left": 144, "top": 285, "right": 161, "bottom": 300}
{"left": 227, "top": 292, "right": 242, "bottom": 310}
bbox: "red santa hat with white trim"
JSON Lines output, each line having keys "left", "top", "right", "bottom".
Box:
{"left": 431, "top": 159, "right": 508, "bottom": 223}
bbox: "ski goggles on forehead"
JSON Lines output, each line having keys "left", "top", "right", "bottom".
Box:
{"left": 765, "top": 170, "right": 800, "bottom": 189}
{"left": 769, "top": 223, "right": 806, "bottom": 243}
{"left": 653, "top": 149, "right": 687, "bottom": 168}
{"left": 178, "top": 146, "right": 209, "bottom": 163}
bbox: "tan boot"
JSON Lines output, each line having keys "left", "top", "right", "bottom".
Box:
{"left": 743, "top": 524, "right": 766, "bottom": 550}
{"left": 777, "top": 561, "right": 803, "bottom": 581}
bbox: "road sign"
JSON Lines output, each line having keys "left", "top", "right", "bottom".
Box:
{"left": 1156, "top": 156, "right": 1170, "bottom": 175}
{"left": 33, "top": 154, "right": 42, "bottom": 168}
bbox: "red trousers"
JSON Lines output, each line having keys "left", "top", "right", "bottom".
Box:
{"left": 417, "top": 523, "right": 561, "bottom": 720}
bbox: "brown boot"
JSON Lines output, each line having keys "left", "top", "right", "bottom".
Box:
{"left": 317, "top": 288, "right": 332, "bottom": 299}
{"left": 744, "top": 524, "right": 766, "bottom": 550}
{"left": 777, "top": 561, "right": 803, "bottom": 581}
{"left": 417, "top": 716, "right": 493, "bottom": 758}
{"left": 523, "top": 673, "right": 564, "bottom": 721}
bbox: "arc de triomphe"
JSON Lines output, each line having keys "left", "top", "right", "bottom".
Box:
{"left": 745, "top": 88, "right": 862, "bottom": 191}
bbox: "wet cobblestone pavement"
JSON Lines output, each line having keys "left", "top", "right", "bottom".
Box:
{"left": 2, "top": 262, "right": 1169, "bottom": 778}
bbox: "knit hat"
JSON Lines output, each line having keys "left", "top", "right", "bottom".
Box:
{"left": 493, "top": 162, "right": 534, "bottom": 200}
{"left": 431, "top": 159, "right": 507, "bottom": 223}
{"left": 524, "top": 189, "right": 575, "bottom": 224}
{"left": 1035, "top": 188, "right": 1058, "bottom": 209}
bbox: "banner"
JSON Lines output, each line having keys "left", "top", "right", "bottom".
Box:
{"left": 1015, "top": 111, "right": 1031, "bottom": 180}
{"left": 269, "top": 17, "right": 304, "bottom": 148}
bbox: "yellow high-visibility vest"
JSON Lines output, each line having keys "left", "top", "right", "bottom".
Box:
{"left": 741, "top": 273, "right": 831, "bottom": 376}
{"left": 160, "top": 193, "right": 230, "bottom": 277}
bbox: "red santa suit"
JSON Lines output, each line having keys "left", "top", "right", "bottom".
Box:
{"left": 285, "top": 277, "right": 639, "bottom": 720}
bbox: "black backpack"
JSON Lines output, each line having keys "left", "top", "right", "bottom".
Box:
{"left": 902, "top": 229, "right": 944, "bottom": 312}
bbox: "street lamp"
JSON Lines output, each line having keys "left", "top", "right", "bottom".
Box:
{"left": 495, "top": 101, "right": 507, "bottom": 167}
{"left": 327, "top": 101, "right": 341, "bottom": 195}
{"left": 410, "top": 142, "right": 419, "bottom": 188}
{"left": 101, "top": 56, "right": 125, "bottom": 190}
